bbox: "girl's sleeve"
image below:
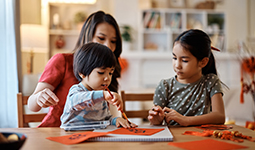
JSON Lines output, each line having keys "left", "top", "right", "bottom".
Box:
{"left": 153, "top": 79, "right": 169, "bottom": 108}
{"left": 65, "top": 86, "right": 105, "bottom": 112}
{"left": 208, "top": 74, "right": 223, "bottom": 98}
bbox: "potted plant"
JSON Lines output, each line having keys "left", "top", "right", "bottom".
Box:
{"left": 74, "top": 12, "right": 86, "bottom": 31}
{"left": 121, "top": 25, "right": 132, "bottom": 50}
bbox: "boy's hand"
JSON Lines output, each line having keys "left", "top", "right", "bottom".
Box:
{"left": 103, "top": 91, "right": 123, "bottom": 111}
{"left": 148, "top": 105, "right": 165, "bottom": 125}
{"left": 115, "top": 117, "right": 138, "bottom": 128}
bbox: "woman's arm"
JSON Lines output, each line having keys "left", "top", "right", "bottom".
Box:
{"left": 164, "top": 93, "right": 225, "bottom": 126}
{"left": 27, "top": 82, "right": 59, "bottom": 112}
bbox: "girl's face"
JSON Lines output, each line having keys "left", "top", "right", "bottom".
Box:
{"left": 92, "top": 22, "right": 117, "bottom": 52}
{"left": 81, "top": 67, "right": 115, "bottom": 91}
{"left": 172, "top": 42, "right": 207, "bottom": 84}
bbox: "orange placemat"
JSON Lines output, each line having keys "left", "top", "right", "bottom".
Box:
{"left": 108, "top": 128, "right": 164, "bottom": 135}
{"left": 168, "top": 139, "right": 248, "bottom": 150}
{"left": 46, "top": 131, "right": 108, "bottom": 145}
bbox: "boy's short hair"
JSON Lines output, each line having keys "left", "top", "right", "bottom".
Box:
{"left": 73, "top": 42, "right": 117, "bottom": 81}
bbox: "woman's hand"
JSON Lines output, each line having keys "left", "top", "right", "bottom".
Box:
{"left": 115, "top": 117, "right": 137, "bottom": 128}
{"left": 35, "top": 88, "right": 59, "bottom": 108}
{"left": 104, "top": 91, "right": 123, "bottom": 111}
{"left": 148, "top": 105, "right": 165, "bottom": 125}
{"left": 28, "top": 82, "right": 58, "bottom": 112}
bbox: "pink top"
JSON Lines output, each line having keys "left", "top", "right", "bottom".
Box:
{"left": 38, "top": 53, "right": 79, "bottom": 127}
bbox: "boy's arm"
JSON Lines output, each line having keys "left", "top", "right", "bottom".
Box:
{"left": 66, "top": 86, "right": 105, "bottom": 112}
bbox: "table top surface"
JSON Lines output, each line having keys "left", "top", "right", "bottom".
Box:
{"left": 1, "top": 124, "right": 254, "bottom": 150}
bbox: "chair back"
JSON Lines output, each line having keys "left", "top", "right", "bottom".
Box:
{"left": 17, "top": 93, "right": 47, "bottom": 127}
{"left": 120, "top": 91, "right": 154, "bottom": 119}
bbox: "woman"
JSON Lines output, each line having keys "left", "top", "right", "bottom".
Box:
{"left": 27, "top": 11, "right": 122, "bottom": 127}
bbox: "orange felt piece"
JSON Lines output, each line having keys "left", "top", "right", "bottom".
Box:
{"left": 109, "top": 128, "right": 164, "bottom": 135}
{"left": 168, "top": 139, "right": 248, "bottom": 150}
{"left": 196, "top": 124, "right": 232, "bottom": 130}
{"left": 183, "top": 130, "right": 213, "bottom": 137}
{"left": 46, "top": 131, "right": 109, "bottom": 145}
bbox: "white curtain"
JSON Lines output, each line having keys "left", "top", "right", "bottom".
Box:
{"left": 0, "top": 0, "right": 19, "bottom": 128}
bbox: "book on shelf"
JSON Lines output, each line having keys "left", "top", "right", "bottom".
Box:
{"left": 149, "top": 13, "right": 159, "bottom": 28}
{"left": 143, "top": 11, "right": 152, "bottom": 28}
{"left": 143, "top": 11, "right": 161, "bottom": 29}
{"left": 169, "top": 13, "right": 181, "bottom": 30}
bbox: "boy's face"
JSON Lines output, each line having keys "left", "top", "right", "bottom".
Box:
{"left": 81, "top": 67, "right": 115, "bottom": 91}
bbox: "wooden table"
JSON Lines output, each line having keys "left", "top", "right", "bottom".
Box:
{"left": 1, "top": 125, "right": 254, "bottom": 150}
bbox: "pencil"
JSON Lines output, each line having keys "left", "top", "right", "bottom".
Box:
{"left": 104, "top": 86, "right": 131, "bottom": 123}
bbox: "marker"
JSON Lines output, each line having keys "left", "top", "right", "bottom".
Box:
{"left": 104, "top": 86, "right": 131, "bottom": 124}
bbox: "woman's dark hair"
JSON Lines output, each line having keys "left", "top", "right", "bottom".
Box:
{"left": 73, "top": 42, "right": 117, "bottom": 82}
{"left": 174, "top": 29, "right": 217, "bottom": 75}
{"left": 73, "top": 11, "right": 122, "bottom": 92}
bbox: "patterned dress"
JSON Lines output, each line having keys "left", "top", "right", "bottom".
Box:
{"left": 153, "top": 73, "right": 223, "bottom": 125}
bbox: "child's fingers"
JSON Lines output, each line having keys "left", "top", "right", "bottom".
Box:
{"left": 163, "top": 107, "right": 172, "bottom": 113}
{"left": 115, "top": 121, "right": 121, "bottom": 128}
{"left": 130, "top": 122, "right": 138, "bottom": 128}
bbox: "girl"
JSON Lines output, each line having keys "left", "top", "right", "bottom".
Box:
{"left": 61, "top": 42, "right": 137, "bottom": 128}
{"left": 27, "top": 11, "right": 123, "bottom": 127}
{"left": 148, "top": 29, "right": 225, "bottom": 126}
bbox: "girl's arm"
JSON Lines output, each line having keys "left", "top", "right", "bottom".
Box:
{"left": 164, "top": 93, "right": 225, "bottom": 126}
{"left": 27, "top": 82, "right": 59, "bottom": 112}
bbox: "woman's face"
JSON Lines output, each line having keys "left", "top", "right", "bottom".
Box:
{"left": 92, "top": 22, "right": 117, "bottom": 52}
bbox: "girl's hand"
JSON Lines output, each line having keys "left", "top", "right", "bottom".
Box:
{"left": 104, "top": 91, "right": 123, "bottom": 111}
{"left": 148, "top": 105, "right": 165, "bottom": 125}
{"left": 36, "top": 88, "right": 59, "bottom": 108}
{"left": 115, "top": 117, "right": 137, "bottom": 128}
{"left": 163, "top": 107, "right": 188, "bottom": 126}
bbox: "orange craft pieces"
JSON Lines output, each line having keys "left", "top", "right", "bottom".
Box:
{"left": 168, "top": 139, "right": 248, "bottom": 150}
{"left": 240, "top": 56, "right": 255, "bottom": 104}
{"left": 196, "top": 124, "right": 233, "bottom": 130}
{"left": 183, "top": 125, "right": 255, "bottom": 143}
{"left": 46, "top": 132, "right": 109, "bottom": 145}
{"left": 183, "top": 130, "right": 213, "bottom": 137}
{"left": 109, "top": 128, "right": 164, "bottom": 136}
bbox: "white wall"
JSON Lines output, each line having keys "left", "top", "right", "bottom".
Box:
{"left": 225, "top": 0, "right": 248, "bottom": 52}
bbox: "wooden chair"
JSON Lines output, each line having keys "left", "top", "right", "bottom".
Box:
{"left": 17, "top": 93, "right": 47, "bottom": 127}
{"left": 120, "top": 91, "right": 154, "bottom": 120}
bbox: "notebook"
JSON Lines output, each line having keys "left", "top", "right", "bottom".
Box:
{"left": 88, "top": 125, "right": 173, "bottom": 142}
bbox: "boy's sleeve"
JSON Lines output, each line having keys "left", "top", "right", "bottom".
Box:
{"left": 66, "top": 86, "right": 105, "bottom": 112}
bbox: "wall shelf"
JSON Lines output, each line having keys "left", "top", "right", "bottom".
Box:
{"left": 139, "top": 8, "right": 226, "bottom": 53}
{"left": 49, "top": 29, "right": 80, "bottom": 35}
